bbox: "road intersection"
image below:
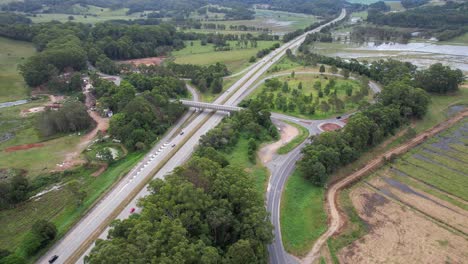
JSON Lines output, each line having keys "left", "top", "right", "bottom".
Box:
{"left": 38, "top": 9, "right": 347, "bottom": 264}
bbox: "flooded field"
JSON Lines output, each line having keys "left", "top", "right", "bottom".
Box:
{"left": 312, "top": 41, "right": 468, "bottom": 72}
{"left": 338, "top": 117, "right": 468, "bottom": 263}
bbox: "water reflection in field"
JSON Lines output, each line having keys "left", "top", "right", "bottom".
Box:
{"left": 313, "top": 42, "right": 468, "bottom": 72}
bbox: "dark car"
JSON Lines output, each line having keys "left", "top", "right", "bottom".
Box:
{"left": 180, "top": 131, "right": 184, "bottom": 135}
{"left": 49, "top": 255, "right": 59, "bottom": 263}
{"left": 336, "top": 116, "right": 342, "bottom": 119}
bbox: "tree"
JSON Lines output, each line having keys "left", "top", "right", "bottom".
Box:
{"left": 96, "top": 54, "right": 119, "bottom": 75}
{"left": 291, "top": 71, "right": 295, "bottom": 78}
{"left": 247, "top": 138, "right": 258, "bottom": 163}
{"left": 66, "top": 180, "right": 87, "bottom": 206}
{"left": 313, "top": 80, "right": 321, "bottom": 90}
{"left": 329, "top": 65, "right": 338, "bottom": 74}
{"left": 69, "top": 72, "right": 82, "bottom": 92}
{"left": 249, "top": 56, "right": 256, "bottom": 63}
{"left": 345, "top": 84, "right": 353, "bottom": 96}
{"left": 19, "top": 55, "right": 58, "bottom": 87}
{"left": 319, "top": 101, "right": 330, "bottom": 112}
{"left": 298, "top": 82, "right": 303, "bottom": 90}
{"left": 319, "top": 65, "right": 325, "bottom": 73}
{"left": 210, "top": 77, "right": 223, "bottom": 94}
{"left": 32, "top": 220, "right": 57, "bottom": 245}
{"left": 8, "top": 175, "right": 29, "bottom": 204}
{"left": 282, "top": 81, "right": 289, "bottom": 93}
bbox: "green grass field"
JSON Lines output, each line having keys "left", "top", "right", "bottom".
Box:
{"left": 0, "top": 37, "right": 36, "bottom": 103}
{"left": 173, "top": 40, "right": 279, "bottom": 73}
{"left": 281, "top": 170, "right": 327, "bottom": 256}
{"left": 248, "top": 74, "right": 364, "bottom": 119}
{"left": 225, "top": 137, "right": 269, "bottom": 195}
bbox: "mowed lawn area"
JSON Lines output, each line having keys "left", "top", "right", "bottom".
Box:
{"left": 281, "top": 170, "right": 327, "bottom": 256}
{"left": 0, "top": 37, "right": 36, "bottom": 103}
{"left": 248, "top": 74, "right": 365, "bottom": 119}
{"left": 172, "top": 40, "right": 279, "bottom": 73}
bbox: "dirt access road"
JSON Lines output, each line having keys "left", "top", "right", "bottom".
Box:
{"left": 302, "top": 109, "right": 468, "bottom": 264}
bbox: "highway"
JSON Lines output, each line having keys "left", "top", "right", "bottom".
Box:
{"left": 38, "top": 9, "right": 346, "bottom": 264}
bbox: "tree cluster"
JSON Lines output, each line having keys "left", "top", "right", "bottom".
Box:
{"left": 37, "top": 101, "right": 94, "bottom": 137}
{"left": 168, "top": 63, "right": 229, "bottom": 94}
{"left": 0, "top": 174, "right": 30, "bottom": 209}
{"left": 414, "top": 63, "right": 464, "bottom": 94}
{"left": 96, "top": 77, "right": 186, "bottom": 150}
{"left": 299, "top": 79, "right": 430, "bottom": 186}
{"left": 200, "top": 101, "right": 279, "bottom": 152}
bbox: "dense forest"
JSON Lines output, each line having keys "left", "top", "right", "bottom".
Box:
{"left": 367, "top": 2, "right": 468, "bottom": 40}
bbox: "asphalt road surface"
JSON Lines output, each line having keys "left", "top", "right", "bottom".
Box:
{"left": 38, "top": 9, "right": 347, "bottom": 264}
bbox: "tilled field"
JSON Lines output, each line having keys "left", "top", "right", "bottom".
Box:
{"left": 338, "top": 118, "right": 468, "bottom": 263}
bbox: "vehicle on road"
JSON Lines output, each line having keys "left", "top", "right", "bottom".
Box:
{"left": 171, "top": 144, "right": 176, "bottom": 148}
{"left": 336, "top": 116, "right": 342, "bottom": 119}
{"left": 48, "top": 255, "right": 59, "bottom": 263}
{"left": 180, "top": 131, "right": 184, "bottom": 135}
{"left": 130, "top": 208, "right": 135, "bottom": 214}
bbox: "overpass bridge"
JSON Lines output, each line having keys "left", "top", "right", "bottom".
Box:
{"left": 179, "top": 99, "right": 243, "bottom": 112}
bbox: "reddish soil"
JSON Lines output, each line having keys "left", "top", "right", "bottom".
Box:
{"left": 4, "top": 143, "right": 44, "bottom": 152}
{"left": 91, "top": 163, "right": 108, "bottom": 177}
{"left": 320, "top": 123, "right": 342, "bottom": 131}
{"left": 119, "top": 57, "right": 166, "bottom": 66}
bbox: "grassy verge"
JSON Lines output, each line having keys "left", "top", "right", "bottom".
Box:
{"left": 0, "top": 37, "right": 36, "bottom": 103}
{"left": 280, "top": 170, "right": 327, "bottom": 256}
{"left": 225, "top": 137, "right": 269, "bottom": 195}
{"left": 0, "top": 152, "right": 143, "bottom": 253}
{"left": 277, "top": 122, "right": 309, "bottom": 154}
{"left": 327, "top": 187, "right": 368, "bottom": 264}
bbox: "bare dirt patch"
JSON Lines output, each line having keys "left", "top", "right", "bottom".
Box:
{"left": 91, "top": 163, "right": 108, "bottom": 177}
{"left": 258, "top": 121, "right": 298, "bottom": 164}
{"left": 4, "top": 143, "right": 44, "bottom": 152}
{"left": 338, "top": 186, "right": 468, "bottom": 264}
{"left": 57, "top": 111, "right": 109, "bottom": 171}
{"left": 320, "top": 123, "right": 342, "bottom": 131}
{"left": 119, "top": 56, "right": 166, "bottom": 66}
